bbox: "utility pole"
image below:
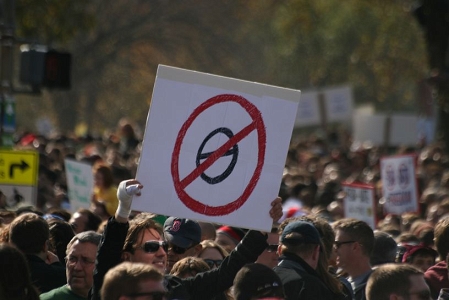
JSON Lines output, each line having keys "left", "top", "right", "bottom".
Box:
{"left": 0, "top": 0, "right": 16, "bottom": 147}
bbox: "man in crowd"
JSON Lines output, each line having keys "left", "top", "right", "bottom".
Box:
{"left": 366, "top": 263, "right": 431, "bottom": 300}
{"left": 100, "top": 262, "right": 167, "bottom": 300}
{"left": 40, "top": 231, "right": 102, "bottom": 299}
{"left": 333, "top": 218, "right": 374, "bottom": 300}
{"left": 424, "top": 217, "right": 449, "bottom": 298}
{"left": 233, "top": 263, "right": 285, "bottom": 300}
{"left": 9, "top": 212, "right": 66, "bottom": 294}
{"left": 273, "top": 220, "right": 334, "bottom": 299}
{"left": 90, "top": 179, "right": 282, "bottom": 300}
{"left": 164, "top": 217, "right": 203, "bottom": 273}
{"left": 69, "top": 208, "right": 102, "bottom": 234}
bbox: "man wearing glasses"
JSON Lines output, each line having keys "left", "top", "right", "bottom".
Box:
{"left": 101, "top": 262, "right": 168, "bottom": 300}
{"left": 41, "top": 231, "right": 101, "bottom": 299}
{"left": 90, "top": 179, "right": 283, "bottom": 300}
{"left": 163, "top": 217, "right": 202, "bottom": 273}
{"left": 333, "top": 218, "right": 374, "bottom": 300}
{"left": 365, "top": 263, "right": 432, "bottom": 300}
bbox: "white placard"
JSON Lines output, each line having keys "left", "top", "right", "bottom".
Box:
{"left": 133, "top": 65, "right": 300, "bottom": 231}
{"left": 295, "top": 91, "right": 320, "bottom": 126}
{"left": 390, "top": 115, "right": 419, "bottom": 146}
{"left": 380, "top": 155, "right": 419, "bottom": 215}
{"left": 342, "top": 182, "right": 376, "bottom": 229}
{"left": 352, "top": 113, "right": 386, "bottom": 145}
{"left": 324, "top": 85, "right": 353, "bottom": 122}
{"left": 64, "top": 159, "right": 93, "bottom": 213}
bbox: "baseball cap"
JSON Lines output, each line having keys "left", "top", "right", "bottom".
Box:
{"left": 280, "top": 220, "right": 320, "bottom": 245}
{"left": 402, "top": 244, "right": 438, "bottom": 263}
{"left": 233, "top": 263, "right": 284, "bottom": 300}
{"left": 164, "top": 217, "right": 201, "bottom": 248}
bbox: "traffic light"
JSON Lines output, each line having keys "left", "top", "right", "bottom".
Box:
{"left": 19, "top": 47, "right": 71, "bottom": 90}
{"left": 42, "top": 50, "right": 71, "bottom": 89}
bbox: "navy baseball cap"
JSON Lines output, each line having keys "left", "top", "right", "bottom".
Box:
{"left": 164, "top": 217, "right": 201, "bottom": 248}
{"left": 280, "top": 221, "right": 320, "bottom": 244}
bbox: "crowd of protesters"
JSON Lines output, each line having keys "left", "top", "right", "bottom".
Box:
{"left": 0, "top": 121, "right": 449, "bottom": 299}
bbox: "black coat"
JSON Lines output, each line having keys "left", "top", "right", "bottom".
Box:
{"left": 26, "top": 254, "right": 66, "bottom": 294}
{"left": 90, "top": 217, "right": 268, "bottom": 300}
{"left": 274, "top": 253, "right": 337, "bottom": 300}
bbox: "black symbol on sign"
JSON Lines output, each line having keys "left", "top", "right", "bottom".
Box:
{"left": 196, "top": 127, "right": 239, "bottom": 184}
{"left": 9, "top": 160, "right": 29, "bottom": 178}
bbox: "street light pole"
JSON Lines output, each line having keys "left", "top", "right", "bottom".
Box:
{"left": 0, "top": 0, "right": 16, "bottom": 147}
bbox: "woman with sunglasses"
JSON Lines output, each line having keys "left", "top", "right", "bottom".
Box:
{"left": 197, "top": 240, "right": 229, "bottom": 270}
{"left": 90, "top": 179, "right": 283, "bottom": 300}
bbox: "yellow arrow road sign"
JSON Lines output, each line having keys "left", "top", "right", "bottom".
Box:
{"left": 0, "top": 150, "right": 39, "bottom": 186}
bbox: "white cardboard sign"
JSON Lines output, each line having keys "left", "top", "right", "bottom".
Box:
{"left": 133, "top": 65, "right": 300, "bottom": 231}
{"left": 342, "top": 182, "right": 376, "bottom": 229}
{"left": 380, "top": 155, "right": 419, "bottom": 215}
{"left": 64, "top": 159, "right": 93, "bottom": 213}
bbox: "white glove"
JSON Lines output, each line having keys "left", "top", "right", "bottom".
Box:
{"left": 116, "top": 181, "right": 141, "bottom": 219}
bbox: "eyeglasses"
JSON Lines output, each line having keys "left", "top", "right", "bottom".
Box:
{"left": 407, "top": 290, "right": 431, "bottom": 300}
{"left": 204, "top": 259, "right": 223, "bottom": 268}
{"left": 168, "top": 243, "right": 195, "bottom": 255}
{"left": 124, "top": 291, "right": 169, "bottom": 300}
{"left": 65, "top": 255, "right": 95, "bottom": 267}
{"left": 333, "top": 240, "right": 356, "bottom": 249}
{"left": 138, "top": 241, "right": 168, "bottom": 253}
{"left": 265, "top": 244, "right": 279, "bottom": 253}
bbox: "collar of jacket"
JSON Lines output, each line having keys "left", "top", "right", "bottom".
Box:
{"left": 277, "top": 252, "right": 321, "bottom": 279}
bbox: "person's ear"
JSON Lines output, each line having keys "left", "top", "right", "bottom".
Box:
{"left": 193, "top": 244, "right": 203, "bottom": 255}
{"left": 389, "top": 294, "right": 401, "bottom": 300}
{"left": 312, "top": 245, "right": 320, "bottom": 261}
{"left": 122, "top": 251, "right": 132, "bottom": 261}
{"left": 43, "top": 240, "right": 50, "bottom": 253}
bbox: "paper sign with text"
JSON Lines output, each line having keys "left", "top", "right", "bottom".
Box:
{"left": 133, "top": 65, "right": 300, "bottom": 231}
{"left": 342, "top": 182, "right": 376, "bottom": 229}
{"left": 64, "top": 159, "right": 93, "bottom": 213}
{"left": 380, "top": 155, "right": 419, "bottom": 215}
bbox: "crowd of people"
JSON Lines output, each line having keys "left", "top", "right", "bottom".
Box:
{"left": 0, "top": 122, "right": 449, "bottom": 299}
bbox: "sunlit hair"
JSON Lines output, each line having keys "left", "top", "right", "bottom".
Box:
{"left": 170, "top": 257, "right": 210, "bottom": 278}
{"left": 198, "top": 239, "right": 229, "bottom": 258}
{"left": 101, "top": 262, "right": 164, "bottom": 300}
{"left": 332, "top": 218, "right": 374, "bottom": 256}
{"left": 123, "top": 215, "right": 163, "bottom": 253}
{"left": 366, "top": 263, "right": 423, "bottom": 300}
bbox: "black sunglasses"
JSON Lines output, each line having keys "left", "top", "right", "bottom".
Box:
{"left": 138, "top": 241, "right": 168, "bottom": 253}
{"left": 204, "top": 259, "right": 223, "bottom": 268}
{"left": 125, "top": 291, "right": 169, "bottom": 300}
{"left": 265, "top": 244, "right": 279, "bottom": 252}
{"left": 333, "top": 240, "right": 356, "bottom": 249}
{"left": 168, "top": 244, "right": 195, "bottom": 255}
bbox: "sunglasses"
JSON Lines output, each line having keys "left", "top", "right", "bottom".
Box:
{"left": 204, "top": 259, "right": 223, "bottom": 268}
{"left": 125, "top": 291, "right": 169, "bottom": 300}
{"left": 168, "top": 244, "right": 195, "bottom": 255}
{"left": 265, "top": 244, "right": 279, "bottom": 252}
{"left": 138, "top": 241, "right": 168, "bottom": 253}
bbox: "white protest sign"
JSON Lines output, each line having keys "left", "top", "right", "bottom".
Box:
{"left": 352, "top": 113, "right": 386, "bottom": 145}
{"left": 380, "top": 155, "right": 419, "bottom": 215}
{"left": 324, "top": 85, "right": 353, "bottom": 123}
{"left": 342, "top": 182, "right": 376, "bottom": 229}
{"left": 133, "top": 65, "right": 300, "bottom": 231}
{"left": 295, "top": 91, "right": 320, "bottom": 127}
{"left": 64, "top": 159, "right": 93, "bottom": 213}
{"left": 390, "top": 115, "right": 420, "bottom": 146}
